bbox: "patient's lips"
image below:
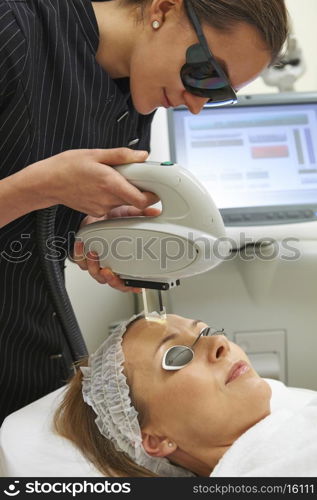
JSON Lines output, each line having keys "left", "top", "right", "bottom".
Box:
{"left": 226, "top": 361, "right": 250, "bottom": 384}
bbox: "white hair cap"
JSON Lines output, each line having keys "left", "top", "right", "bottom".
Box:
{"left": 81, "top": 313, "right": 194, "bottom": 477}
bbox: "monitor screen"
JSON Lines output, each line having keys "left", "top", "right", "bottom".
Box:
{"left": 168, "top": 92, "right": 317, "bottom": 225}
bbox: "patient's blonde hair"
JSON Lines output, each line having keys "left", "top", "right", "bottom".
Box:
{"left": 53, "top": 358, "right": 157, "bottom": 477}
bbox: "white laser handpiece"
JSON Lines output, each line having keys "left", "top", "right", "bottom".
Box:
{"left": 76, "top": 161, "right": 229, "bottom": 291}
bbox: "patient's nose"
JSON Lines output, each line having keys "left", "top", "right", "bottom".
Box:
{"left": 207, "top": 334, "right": 230, "bottom": 363}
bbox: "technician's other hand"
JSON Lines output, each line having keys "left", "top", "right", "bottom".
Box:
{"left": 73, "top": 205, "right": 161, "bottom": 292}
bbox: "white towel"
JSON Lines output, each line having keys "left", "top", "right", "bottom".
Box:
{"left": 211, "top": 379, "right": 317, "bottom": 477}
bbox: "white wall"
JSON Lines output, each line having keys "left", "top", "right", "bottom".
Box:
{"left": 239, "top": 0, "right": 317, "bottom": 95}
{"left": 65, "top": 262, "right": 136, "bottom": 353}
{"left": 66, "top": 0, "right": 317, "bottom": 354}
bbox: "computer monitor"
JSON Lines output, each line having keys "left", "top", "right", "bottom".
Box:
{"left": 167, "top": 92, "right": 317, "bottom": 226}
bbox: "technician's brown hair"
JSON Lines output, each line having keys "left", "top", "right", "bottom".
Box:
{"left": 124, "top": 0, "right": 289, "bottom": 65}
{"left": 54, "top": 358, "right": 157, "bottom": 477}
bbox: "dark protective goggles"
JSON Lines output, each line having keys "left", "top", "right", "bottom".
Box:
{"left": 181, "top": 0, "right": 237, "bottom": 106}
{"left": 162, "top": 326, "right": 227, "bottom": 371}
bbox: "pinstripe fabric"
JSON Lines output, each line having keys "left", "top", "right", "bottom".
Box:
{"left": 0, "top": 0, "right": 154, "bottom": 424}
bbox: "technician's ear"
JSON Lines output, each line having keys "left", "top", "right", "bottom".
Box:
{"left": 142, "top": 432, "right": 176, "bottom": 457}
{"left": 149, "top": 0, "right": 183, "bottom": 21}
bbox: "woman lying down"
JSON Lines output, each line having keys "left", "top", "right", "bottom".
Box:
{"left": 56, "top": 312, "right": 317, "bottom": 476}
{"left": 1, "top": 313, "right": 317, "bottom": 477}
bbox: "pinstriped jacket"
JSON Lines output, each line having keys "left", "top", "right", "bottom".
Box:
{"left": 0, "top": 0, "right": 154, "bottom": 423}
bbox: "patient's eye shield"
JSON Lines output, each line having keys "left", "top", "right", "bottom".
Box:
{"left": 76, "top": 161, "right": 229, "bottom": 291}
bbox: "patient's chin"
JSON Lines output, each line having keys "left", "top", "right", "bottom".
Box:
{"left": 245, "top": 376, "right": 272, "bottom": 419}
{"left": 254, "top": 377, "right": 272, "bottom": 417}
{"left": 252, "top": 374, "right": 272, "bottom": 393}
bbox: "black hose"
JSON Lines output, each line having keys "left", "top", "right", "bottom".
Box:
{"left": 36, "top": 206, "right": 88, "bottom": 368}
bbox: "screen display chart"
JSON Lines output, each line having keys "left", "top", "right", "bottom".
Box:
{"left": 172, "top": 102, "right": 317, "bottom": 210}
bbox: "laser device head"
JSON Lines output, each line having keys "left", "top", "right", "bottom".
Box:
{"left": 76, "top": 161, "right": 229, "bottom": 292}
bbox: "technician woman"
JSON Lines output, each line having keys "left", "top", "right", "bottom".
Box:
{"left": 0, "top": 0, "right": 288, "bottom": 424}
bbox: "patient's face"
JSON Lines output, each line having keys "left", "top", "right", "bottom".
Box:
{"left": 122, "top": 314, "right": 271, "bottom": 455}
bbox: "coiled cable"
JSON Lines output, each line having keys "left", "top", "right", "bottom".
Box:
{"left": 36, "top": 206, "right": 88, "bottom": 370}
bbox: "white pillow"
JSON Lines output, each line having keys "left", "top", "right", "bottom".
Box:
{"left": 0, "top": 386, "right": 102, "bottom": 477}
{"left": 267, "top": 377, "right": 317, "bottom": 412}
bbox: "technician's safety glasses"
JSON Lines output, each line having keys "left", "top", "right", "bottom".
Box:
{"left": 181, "top": 0, "right": 237, "bottom": 106}
{"left": 162, "top": 326, "right": 227, "bottom": 371}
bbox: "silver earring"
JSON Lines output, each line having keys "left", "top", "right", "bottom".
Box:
{"left": 168, "top": 442, "right": 173, "bottom": 448}
{"left": 152, "top": 20, "right": 160, "bottom": 29}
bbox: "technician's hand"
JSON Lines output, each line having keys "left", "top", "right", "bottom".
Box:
{"left": 73, "top": 205, "right": 161, "bottom": 292}
{"left": 35, "top": 147, "right": 159, "bottom": 216}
